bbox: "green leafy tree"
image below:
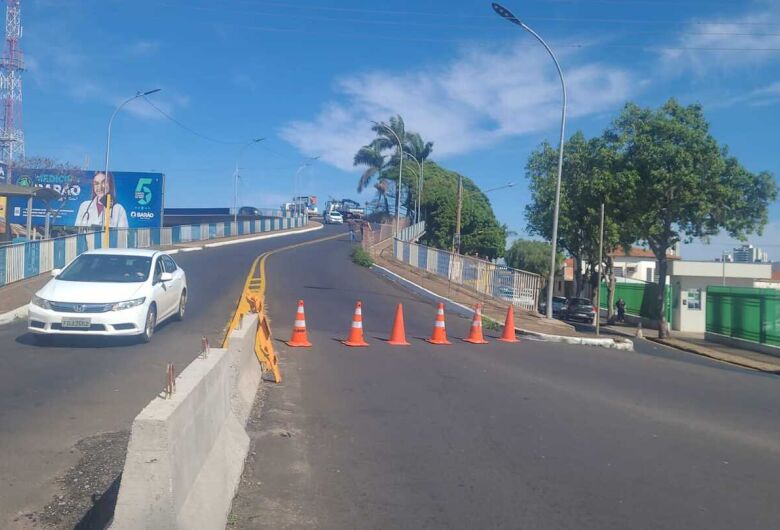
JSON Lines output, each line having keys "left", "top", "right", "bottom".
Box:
{"left": 418, "top": 162, "right": 506, "bottom": 259}
{"left": 608, "top": 98, "right": 777, "bottom": 337}
{"left": 525, "top": 132, "right": 637, "bottom": 309}
{"left": 505, "top": 239, "right": 563, "bottom": 277}
{"left": 526, "top": 132, "right": 600, "bottom": 295}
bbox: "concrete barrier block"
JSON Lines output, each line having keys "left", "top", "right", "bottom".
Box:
{"left": 111, "top": 346, "right": 250, "bottom": 530}
{"left": 228, "top": 313, "right": 263, "bottom": 426}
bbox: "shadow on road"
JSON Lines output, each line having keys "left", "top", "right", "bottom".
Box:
{"left": 14, "top": 320, "right": 177, "bottom": 349}
{"left": 74, "top": 474, "right": 121, "bottom": 530}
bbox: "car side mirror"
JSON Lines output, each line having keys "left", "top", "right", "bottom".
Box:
{"left": 51, "top": 269, "right": 62, "bottom": 278}
{"left": 160, "top": 272, "right": 173, "bottom": 282}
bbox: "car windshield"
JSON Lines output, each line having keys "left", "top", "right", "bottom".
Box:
{"left": 553, "top": 297, "right": 567, "bottom": 303}
{"left": 570, "top": 298, "right": 592, "bottom": 306}
{"left": 57, "top": 254, "right": 152, "bottom": 283}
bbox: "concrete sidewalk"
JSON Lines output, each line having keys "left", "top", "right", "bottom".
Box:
{"left": 603, "top": 323, "right": 780, "bottom": 374}
{"left": 0, "top": 222, "right": 321, "bottom": 317}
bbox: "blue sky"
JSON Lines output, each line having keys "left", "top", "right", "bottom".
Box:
{"left": 19, "top": 0, "right": 780, "bottom": 260}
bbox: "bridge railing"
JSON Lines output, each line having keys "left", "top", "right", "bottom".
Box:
{"left": 0, "top": 215, "right": 308, "bottom": 288}
{"left": 392, "top": 239, "right": 542, "bottom": 312}
{"left": 360, "top": 218, "right": 423, "bottom": 250}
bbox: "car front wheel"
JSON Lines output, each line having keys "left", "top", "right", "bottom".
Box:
{"left": 173, "top": 289, "right": 187, "bottom": 322}
{"left": 141, "top": 304, "right": 157, "bottom": 343}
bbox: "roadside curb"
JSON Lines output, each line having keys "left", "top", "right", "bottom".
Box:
{"left": 0, "top": 303, "right": 28, "bottom": 325}
{"left": 648, "top": 337, "right": 780, "bottom": 375}
{"left": 371, "top": 264, "right": 633, "bottom": 351}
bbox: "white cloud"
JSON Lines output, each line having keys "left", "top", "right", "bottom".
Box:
{"left": 659, "top": 7, "right": 780, "bottom": 74}
{"left": 280, "top": 41, "right": 632, "bottom": 171}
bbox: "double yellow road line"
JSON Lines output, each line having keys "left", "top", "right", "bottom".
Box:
{"left": 223, "top": 231, "right": 347, "bottom": 345}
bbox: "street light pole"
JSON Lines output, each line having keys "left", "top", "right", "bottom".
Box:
{"left": 371, "top": 120, "right": 404, "bottom": 236}
{"left": 233, "top": 138, "right": 265, "bottom": 226}
{"left": 404, "top": 151, "right": 423, "bottom": 223}
{"left": 104, "top": 88, "right": 161, "bottom": 246}
{"left": 293, "top": 156, "right": 319, "bottom": 215}
{"left": 492, "top": 2, "right": 567, "bottom": 320}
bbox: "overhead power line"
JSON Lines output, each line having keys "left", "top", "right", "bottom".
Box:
{"left": 141, "top": 96, "right": 246, "bottom": 145}
{"left": 170, "top": 20, "right": 780, "bottom": 52}
{"left": 193, "top": 0, "right": 780, "bottom": 28}
{"left": 164, "top": 5, "right": 780, "bottom": 38}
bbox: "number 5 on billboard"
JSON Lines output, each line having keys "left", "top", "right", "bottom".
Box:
{"left": 135, "top": 178, "right": 154, "bottom": 205}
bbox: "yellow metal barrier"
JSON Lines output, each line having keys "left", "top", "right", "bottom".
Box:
{"left": 223, "top": 231, "right": 346, "bottom": 384}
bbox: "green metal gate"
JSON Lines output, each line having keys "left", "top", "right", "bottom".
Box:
{"left": 706, "top": 286, "right": 780, "bottom": 347}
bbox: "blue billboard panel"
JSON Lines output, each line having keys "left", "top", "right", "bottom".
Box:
{"left": 7, "top": 169, "right": 164, "bottom": 229}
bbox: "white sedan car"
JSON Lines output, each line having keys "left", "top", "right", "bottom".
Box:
{"left": 325, "top": 210, "right": 344, "bottom": 224}
{"left": 28, "top": 248, "right": 187, "bottom": 343}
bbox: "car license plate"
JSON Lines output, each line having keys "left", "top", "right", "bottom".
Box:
{"left": 61, "top": 318, "right": 91, "bottom": 329}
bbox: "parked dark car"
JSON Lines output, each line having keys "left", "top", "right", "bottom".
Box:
{"left": 561, "top": 298, "right": 596, "bottom": 324}
{"left": 539, "top": 296, "right": 567, "bottom": 316}
{"left": 238, "top": 206, "right": 261, "bottom": 216}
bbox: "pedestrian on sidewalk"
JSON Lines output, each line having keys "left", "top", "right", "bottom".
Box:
{"left": 616, "top": 298, "right": 626, "bottom": 323}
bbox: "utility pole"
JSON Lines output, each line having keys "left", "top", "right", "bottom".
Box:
{"left": 453, "top": 174, "right": 463, "bottom": 253}
{"left": 595, "top": 203, "right": 604, "bottom": 335}
{"left": 0, "top": 0, "right": 24, "bottom": 182}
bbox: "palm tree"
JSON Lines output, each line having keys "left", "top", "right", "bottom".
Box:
{"left": 374, "top": 179, "right": 391, "bottom": 214}
{"left": 353, "top": 143, "right": 386, "bottom": 193}
{"left": 370, "top": 115, "right": 406, "bottom": 157}
{"left": 404, "top": 132, "right": 433, "bottom": 162}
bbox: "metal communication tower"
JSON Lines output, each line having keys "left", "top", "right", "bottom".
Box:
{"left": 0, "top": 0, "right": 23, "bottom": 181}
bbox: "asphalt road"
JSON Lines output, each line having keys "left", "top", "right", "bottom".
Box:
{"left": 0, "top": 223, "right": 344, "bottom": 527}
{"left": 230, "top": 235, "right": 780, "bottom": 529}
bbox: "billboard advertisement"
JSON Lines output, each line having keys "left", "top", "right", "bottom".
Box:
{"left": 7, "top": 169, "right": 164, "bottom": 229}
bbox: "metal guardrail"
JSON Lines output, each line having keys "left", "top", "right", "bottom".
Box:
{"left": 0, "top": 215, "right": 308, "bottom": 288}
{"left": 360, "top": 219, "right": 423, "bottom": 250}
{"left": 393, "top": 239, "right": 542, "bottom": 311}
{"left": 397, "top": 221, "right": 426, "bottom": 242}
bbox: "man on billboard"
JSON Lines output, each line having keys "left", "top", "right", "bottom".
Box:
{"left": 75, "top": 171, "right": 129, "bottom": 228}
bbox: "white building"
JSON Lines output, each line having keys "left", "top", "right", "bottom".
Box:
{"left": 609, "top": 247, "right": 679, "bottom": 283}
{"left": 732, "top": 244, "right": 769, "bottom": 263}
{"left": 669, "top": 260, "right": 773, "bottom": 333}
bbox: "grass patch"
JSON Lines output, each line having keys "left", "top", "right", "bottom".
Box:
{"left": 483, "top": 317, "right": 502, "bottom": 331}
{"left": 351, "top": 246, "right": 374, "bottom": 267}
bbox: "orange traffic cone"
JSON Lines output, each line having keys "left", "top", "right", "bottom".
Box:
{"left": 287, "top": 299, "right": 312, "bottom": 347}
{"left": 427, "top": 303, "right": 452, "bottom": 345}
{"left": 343, "top": 300, "right": 369, "bottom": 347}
{"left": 387, "top": 303, "right": 411, "bottom": 346}
{"left": 463, "top": 304, "right": 489, "bottom": 344}
{"left": 498, "top": 304, "right": 519, "bottom": 343}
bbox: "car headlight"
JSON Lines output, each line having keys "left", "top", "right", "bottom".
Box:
{"left": 112, "top": 297, "right": 146, "bottom": 311}
{"left": 31, "top": 295, "right": 52, "bottom": 310}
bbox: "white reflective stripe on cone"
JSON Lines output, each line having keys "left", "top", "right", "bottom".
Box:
{"left": 294, "top": 320, "right": 306, "bottom": 327}
{"left": 437, "top": 309, "right": 444, "bottom": 315}
{"left": 473, "top": 321, "right": 482, "bottom": 327}
{"left": 355, "top": 307, "right": 362, "bottom": 315}
{"left": 352, "top": 321, "right": 363, "bottom": 328}
{"left": 435, "top": 321, "right": 446, "bottom": 328}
